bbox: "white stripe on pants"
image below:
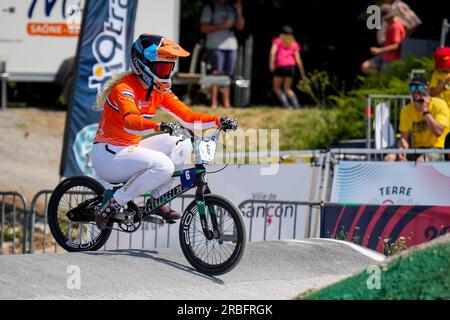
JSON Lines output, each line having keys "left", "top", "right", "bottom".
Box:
{"left": 91, "top": 134, "right": 192, "bottom": 206}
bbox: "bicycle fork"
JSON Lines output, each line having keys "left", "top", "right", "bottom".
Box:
{"left": 196, "top": 170, "right": 220, "bottom": 240}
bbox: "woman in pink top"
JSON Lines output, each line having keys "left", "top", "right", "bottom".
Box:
{"left": 269, "top": 25, "right": 306, "bottom": 109}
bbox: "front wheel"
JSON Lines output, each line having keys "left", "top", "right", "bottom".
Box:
{"left": 179, "top": 194, "right": 246, "bottom": 275}
{"left": 48, "top": 176, "right": 112, "bottom": 252}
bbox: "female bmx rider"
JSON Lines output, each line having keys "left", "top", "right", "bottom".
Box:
{"left": 91, "top": 34, "right": 237, "bottom": 230}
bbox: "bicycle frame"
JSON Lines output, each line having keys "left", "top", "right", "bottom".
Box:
{"left": 139, "top": 163, "right": 218, "bottom": 240}
{"left": 104, "top": 126, "right": 225, "bottom": 238}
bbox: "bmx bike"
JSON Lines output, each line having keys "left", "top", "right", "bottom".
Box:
{"left": 47, "top": 125, "right": 246, "bottom": 275}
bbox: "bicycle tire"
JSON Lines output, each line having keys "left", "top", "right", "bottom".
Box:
{"left": 48, "top": 176, "right": 112, "bottom": 252}
{"left": 179, "top": 194, "right": 246, "bottom": 275}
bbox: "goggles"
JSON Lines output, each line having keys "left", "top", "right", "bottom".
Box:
{"left": 409, "top": 84, "right": 426, "bottom": 92}
{"left": 148, "top": 61, "right": 175, "bottom": 79}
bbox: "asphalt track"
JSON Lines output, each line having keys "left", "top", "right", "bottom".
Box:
{"left": 0, "top": 239, "right": 385, "bottom": 300}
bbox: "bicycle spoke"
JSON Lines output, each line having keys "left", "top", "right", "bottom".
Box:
{"left": 56, "top": 185, "right": 102, "bottom": 247}
{"left": 77, "top": 223, "right": 82, "bottom": 244}
{"left": 181, "top": 195, "right": 244, "bottom": 274}
{"left": 189, "top": 207, "right": 236, "bottom": 265}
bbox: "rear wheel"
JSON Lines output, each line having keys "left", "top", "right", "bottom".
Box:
{"left": 48, "top": 176, "right": 112, "bottom": 252}
{"left": 179, "top": 194, "right": 246, "bottom": 275}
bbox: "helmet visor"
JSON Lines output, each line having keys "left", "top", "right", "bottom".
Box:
{"left": 148, "top": 61, "right": 175, "bottom": 79}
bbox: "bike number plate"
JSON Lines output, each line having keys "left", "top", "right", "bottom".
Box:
{"left": 179, "top": 168, "right": 197, "bottom": 188}
{"left": 199, "top": 140, "right": 216, "bottom": 163}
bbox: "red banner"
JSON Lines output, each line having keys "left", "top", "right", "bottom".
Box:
{"left": 321, "top": 205, "right": 450, "bottom": 254}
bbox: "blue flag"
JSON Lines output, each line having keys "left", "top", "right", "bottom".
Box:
{"left": 60, "top": 0, "right": 138, "bottom": 177}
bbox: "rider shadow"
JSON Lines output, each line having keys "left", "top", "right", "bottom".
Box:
{"left": 85, "top": 249, "right": 225, "bottom": 285}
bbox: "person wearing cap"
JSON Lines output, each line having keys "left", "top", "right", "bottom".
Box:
{"left": 430, "top": 47, "right": 450, "bottom": 160}
{"left": 269, "top": 25, "right": 306, "bottom": 109}
{"left": 430, "top": 47, "right": 450, "bottom": 107}
{"left": 361, "top": 4, "right": 406, "bottom": 75}
{"left": 91, "top": 34, "right": 238, "bottom": 230}
{"left": 386, "top": 77, "right": 449, "bottom": 162}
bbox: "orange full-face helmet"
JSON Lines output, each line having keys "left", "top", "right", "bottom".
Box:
{"left": 130, "top": 34, "right": 190, "bottom": 94}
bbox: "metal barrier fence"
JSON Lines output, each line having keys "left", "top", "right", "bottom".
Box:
{"left": 0, "top": 151, "right": 357, "bottom": 254}
{"left": 238, "top": 200, "right": 321, "bottom": 241}
{"left": 29, "top": 190, "right": 57, "bottom": 254}
{"left": 106, "top": 198, "right": 321, "bottom": 250}
{"left": 1, "top": 189, "right": 322, "bottom": 254}
{"left": 3, "top": 149, "right": 450, "bottom": 254}
{"left": 0, "top": 192, "right": 28, "bottom": 254}
{"left": 330, "top": 148, "right": 450, "bottom": 161}
{"left": 27, "top": 191, "right": 198, "bottom": 253}
{"left": 366, "top": 94, "right": 412, "bottom": 151}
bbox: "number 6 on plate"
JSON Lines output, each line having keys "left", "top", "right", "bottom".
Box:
{"left": 179, "top": 168, "right": 197, "bottom": 188}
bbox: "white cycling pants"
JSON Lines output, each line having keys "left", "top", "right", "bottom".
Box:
{"left": 91, "top": 134, "right": 192, "bottom": 206}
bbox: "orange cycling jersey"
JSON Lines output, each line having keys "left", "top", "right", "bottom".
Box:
{"left": 94, "top": 74, "right": 220, "bottom": 146}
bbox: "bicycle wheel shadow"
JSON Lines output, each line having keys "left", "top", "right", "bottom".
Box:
{"left": 83, "top": 249, "right": 225, "bottom": 285}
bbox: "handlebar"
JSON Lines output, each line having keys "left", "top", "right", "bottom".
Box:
{"left": 174, "top": 125, "right": 230, "bottom": 144}
{"left": 173, "top": 124, "right": 233, "bottom": 167}
{"left": 185, "top": 126, "right": 223, "bottom": 136}
{"left": 161, "top": 117, "right": 238, "bottom": 140}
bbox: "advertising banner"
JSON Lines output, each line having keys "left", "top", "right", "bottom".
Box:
{"left": 320, "top": 204, "right": 450, "bottom": 254}
{"left": 60, "top": 0, "right": 138, "bottom": 177}
{"left": 0, "top": 0, "right": 84, "bottom": 79}
{"left": 331, "top": 161, "right": 450, "bottom": 205}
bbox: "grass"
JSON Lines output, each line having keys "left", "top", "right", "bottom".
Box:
{"left": 152, "top": 105, "right": 338, "bottom": 151}
{"left": 4, "top": 104, "right": 336, "bottom": 150}
{"left": 298, "top": 235, "right": 450, "bottom": 300}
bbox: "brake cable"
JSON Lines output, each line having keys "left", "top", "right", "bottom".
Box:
{"left": 205, "top": 130, "right": 231, "bottom": 174}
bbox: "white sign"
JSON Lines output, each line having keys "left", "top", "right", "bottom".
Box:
{"left": 331, "top": 161, "right": 450, "bottom": 205}
{"left": 0, "top": 0, "right": 180, "bottom": 80}
{"left": 0, "top": 0, "right": 84, "bottom": 78}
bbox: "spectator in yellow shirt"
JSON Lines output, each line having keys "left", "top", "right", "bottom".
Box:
{"left": 430, "top": 48, "right": 450, "bottom": 160}
{"left": 392, "top": 78, "right": 449, "bottom": 162}
{"left": 430, "top": 47, "right": 450, "bottom": 107}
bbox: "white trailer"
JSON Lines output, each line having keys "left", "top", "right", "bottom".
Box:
{"left": 0, "top": 0, "right": 181, "bottom": 104}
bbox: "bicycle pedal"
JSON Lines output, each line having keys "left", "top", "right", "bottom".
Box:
{"left": 143, "top": 215, "right": 165, "bottom": 225}
{"left": 164, "top": 219, "right": 176, "bottom": 225}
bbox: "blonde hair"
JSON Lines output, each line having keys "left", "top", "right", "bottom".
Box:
{"left": 280, "top": 34, "right": 296, "bottom": 48}
{"left": 95, "top": 71, "right": 133, "bottom": 110}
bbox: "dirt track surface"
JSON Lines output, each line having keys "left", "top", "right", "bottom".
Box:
{"left": 0, "top": 240, "right": 384, "bottom": 300}
{"left": 0, "top": 108, "right": 66, "bottom": 200}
